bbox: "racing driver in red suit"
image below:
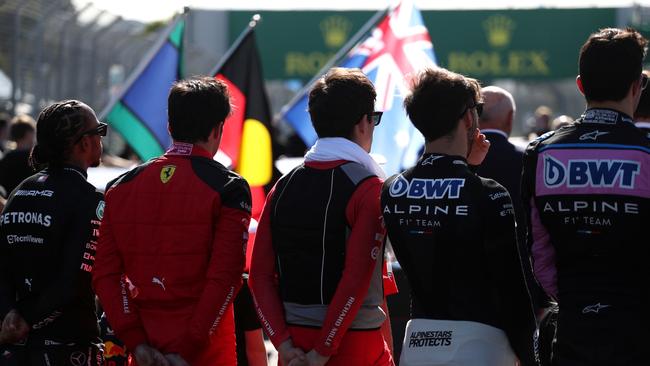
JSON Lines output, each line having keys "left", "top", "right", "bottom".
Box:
{"left": 249, "top": 68, "right": 393, "bottom": 366}
{"left": 93, "top": 76, "right": 251, "bottom": 366}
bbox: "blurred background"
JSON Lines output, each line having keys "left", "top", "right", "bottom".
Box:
{"left": 2, "top": 0, "right": 650, "bottom": 151}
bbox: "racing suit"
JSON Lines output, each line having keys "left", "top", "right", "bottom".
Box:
{"left": 249, "top": 160, "right": 392, "bottom": 365}
{"left": 0, "top": 165, "right": 104, "bottom": 365}
{"left": 92, "top": 142, "right": 251, "bottom": 365}
{"left": 381, "top": 154, "right": 537, "bottom": 365}
{"left": 522, "top": 108, "right": 650, "bottom": 365}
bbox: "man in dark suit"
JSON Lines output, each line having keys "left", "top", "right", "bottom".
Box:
{"left": 475, "top": 86, "right": 524, "bottom": 234}
{"left": 476, "top": 86, "right": 548, "bottom": 315}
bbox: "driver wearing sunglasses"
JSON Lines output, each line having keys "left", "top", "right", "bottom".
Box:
{"left": 0, "top": 100, "right": 105, "bottom": 366}
{"left": 74, "top": 122, "right": 108, "bottom": 144}
{"left": 249, "top": 67, "right": 393, "bottom": 366}
{"left": 382, "top": 67, "right": 536, "bottom": 366}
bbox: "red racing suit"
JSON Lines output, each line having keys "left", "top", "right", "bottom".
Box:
{"left": 92, "top": 142, "right": 251, "bottom": 365}
{"left": 249, "top": 160, "right": 392, "bottom": 365}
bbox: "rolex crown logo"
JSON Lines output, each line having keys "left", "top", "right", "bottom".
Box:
{"left": 483, "top": 15, "right": 515, "bottom": 48}
{"left": 320, "top": 16, "right": 352, "bottom": 49}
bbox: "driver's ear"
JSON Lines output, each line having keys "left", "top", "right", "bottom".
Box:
{"left": 214, "top": 121, "right": 224, "bottom": 139}
{"left": 463, "top": 110, "right": 473, "bottom": 130}
{"left": 576, "top": 75, "right": 585, "bottom": 95}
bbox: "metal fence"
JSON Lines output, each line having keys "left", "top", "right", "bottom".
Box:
{"left": 0, "top": 0, "right": 225, "bottom": 119}
{"left": 0, "top": 0, "right": 154, "bottom": 115}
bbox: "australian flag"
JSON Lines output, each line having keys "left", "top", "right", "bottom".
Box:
{"left": 282, "top": 0, "right": 437, "bottom": 174}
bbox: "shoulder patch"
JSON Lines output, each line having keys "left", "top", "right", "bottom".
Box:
{"left": 96, "top": 200, "right": 105, "bottom": 220}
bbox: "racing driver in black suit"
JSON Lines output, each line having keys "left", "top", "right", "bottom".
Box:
{"left": 0, "top": 100, "right": 105, "bottom": 366}
{"left": 381, "top": 68, "right": 537, "bottom": 366}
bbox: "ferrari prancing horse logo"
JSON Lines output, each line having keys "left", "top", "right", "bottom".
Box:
{"left": 160, "top": 165, "right": 176, "bottom": 184}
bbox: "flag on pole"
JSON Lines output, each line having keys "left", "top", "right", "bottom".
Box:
{"left": 212, "top": 17, "right": 273, "bottom": 219}
{"left": 100, "top": 14, "right": 185, "bottom": 161}
{"left": 282, "top": 0, "right": 437, "bottom": 174}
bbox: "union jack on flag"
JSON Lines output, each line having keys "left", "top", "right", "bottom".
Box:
{"left": 282, "top": 0, "right": 437, "bottom": 174}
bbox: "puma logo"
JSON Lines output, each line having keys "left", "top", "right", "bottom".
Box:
{"left": 152, "top": 277, "right": 166, "bottom": 291}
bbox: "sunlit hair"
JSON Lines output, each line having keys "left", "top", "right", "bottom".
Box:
{"left": 404, "top": 68, "right": 481, "bottom": 142}
{"left": 580, "top": 27, "right": 648, "bottom": 102}
{"left": 308, "top": 67, "right": 376, "bottom": 138}
{"left": 30, "top": 100, "right": 90, "bottom": 170}
{"left": 168, "top": 76, "right": 231, "bottom": 143}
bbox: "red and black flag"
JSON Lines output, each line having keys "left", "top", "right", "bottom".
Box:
{"left": 211, "top": 19, "right": 272, "bottom": 220}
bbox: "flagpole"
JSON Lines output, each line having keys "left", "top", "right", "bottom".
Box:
{"left": 209, "top": 14, "right": 262, "bottom": 76}
{"left": 99, "top": 8, "right": 189, "bottom": 120}
{"left": 279, "top": 7, "right": 390, "bottom": 117}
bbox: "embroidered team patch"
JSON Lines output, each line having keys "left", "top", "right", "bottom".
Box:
{"left": 160, "top": 165, "right": 176, "bottom": 184}
{"left": 96, "top": 201, "right": 105, "bottom": 220}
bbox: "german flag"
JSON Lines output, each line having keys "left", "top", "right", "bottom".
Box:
{"left": 212, "top": 28, "right": 272, "bottom": 220}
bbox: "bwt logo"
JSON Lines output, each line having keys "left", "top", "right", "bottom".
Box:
{"left": 389, "top": 176, "right": 465, "bottom": 199}
{"left": 544, "top": 155, "right": 640, "bottom": 189}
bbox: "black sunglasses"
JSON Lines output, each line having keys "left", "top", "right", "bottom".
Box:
{"left": 75, "top": 122, "right": 108, "bottom": 143}
{"left": 642, "top": 74, "right": 649, "bottom": 91}
{"left": 458, "top": 102, "right": 484, "bottom": 120}
{"left": 369, "top": 111, "right": 383, "bottom": 126}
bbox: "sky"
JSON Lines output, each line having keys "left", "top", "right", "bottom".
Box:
{"left": 72, "top": 0, "right": 650, "bottom": 23}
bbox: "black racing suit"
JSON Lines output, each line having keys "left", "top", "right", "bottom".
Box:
{"left": 0, "top": 165, "right": 103, "bottom": 365}
{"left": 522, "top": 108, "right": 650, "bottom": 365}
{"left": 381, "top": 154, "right": 537, "bottom": 365}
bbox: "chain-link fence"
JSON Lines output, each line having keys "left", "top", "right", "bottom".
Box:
{"left": 0, "top": 1, "right": 225, "bottom": 119}
{"left": 0, "top": 0, "right": 156, "bottom": 116}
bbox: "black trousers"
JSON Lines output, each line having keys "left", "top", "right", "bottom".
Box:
{"left": 0, "top": 343, "right": 102, "bottom": 366}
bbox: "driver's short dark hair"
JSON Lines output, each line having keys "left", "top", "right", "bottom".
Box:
{"left": 168, "top": 76, "right": 231, "bottom": 143}
{"left": 404, "top": 68, "right": 481, "bottom": 142}
{"left": 579, "top": 27, "right": 647, "bottom": 102}
{"left": 308, "top": 68, "right": 376, "bottom": 139}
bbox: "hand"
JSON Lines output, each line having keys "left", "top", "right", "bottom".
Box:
{"left": 164, "top": 353, "right": 190, "bottom": 366}
{"left": 467, "top": 131, "right": 490, "bottom": 166}
{"left": 133, "top": 344, "right": 170, "bottom": 366}
{"left": 278, "top": 339, "right": 306, "bottom": 366}
{"left": 0, "top": 310, "right": 29, "bottom": 345}
{"left": 304, "top": 350, "right": 330, "bottom": 366}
